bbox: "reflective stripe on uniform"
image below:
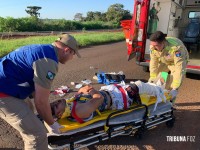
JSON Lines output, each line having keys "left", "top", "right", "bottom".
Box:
{"left": 172, "top": 79, "right": 181, "bottom": 89}
{"left": 150, "top": 73, "right": 157, "bottom": 78}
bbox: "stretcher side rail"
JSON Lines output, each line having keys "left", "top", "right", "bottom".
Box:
{"left": 105, "top": 104, "right": 148, "bottom": 139}
{"left": 48, "top": 102, "right": 175, "bottom": 150}
{"left": 48, "top": 123, "right": 143, "bottom": 150}
{"left": 105, "top": 104, "right": 148, "bottom": 127}
{"left": 48, "top": 111, "right": 174, "bottom": 150}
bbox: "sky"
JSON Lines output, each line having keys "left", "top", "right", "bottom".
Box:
{"left": 0, "top": 0, "right": 134, "bottom": 20}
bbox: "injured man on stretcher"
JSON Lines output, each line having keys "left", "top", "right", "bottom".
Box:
{"left": 50, "top": 80, "right": 170, "bottom": 123}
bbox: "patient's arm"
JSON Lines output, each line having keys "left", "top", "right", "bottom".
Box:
{"left": 75, "top": 89, "right": 104, "bottom": 118}
{"left": 78, "top": 85, "right": 94, "bottom": 95}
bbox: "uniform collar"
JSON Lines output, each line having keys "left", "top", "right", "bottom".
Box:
{"left": 51, "top": 43, "right": 59, "bottom": 60}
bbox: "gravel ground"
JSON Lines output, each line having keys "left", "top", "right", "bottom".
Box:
{"left": 0, "top": 41, "right": 200, "bottom": 150}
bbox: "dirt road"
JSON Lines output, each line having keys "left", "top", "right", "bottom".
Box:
{"left": 0, "top": 41, "right": 200, "bottom": 150}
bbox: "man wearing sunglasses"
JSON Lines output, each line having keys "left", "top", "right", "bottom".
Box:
{"left": 149, "top": 31, "right": 189, "bottom": 102}
{"left": 0, "top": 34, "right": 81, "bottom": 150}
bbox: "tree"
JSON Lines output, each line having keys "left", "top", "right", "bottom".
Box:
{"left": 85, "top": 11, "right": 95, "bottom": 21}
{"left": 0, "top": 17, "right": 19, "bottom": 32}
{"left": 85, "top": 11, "right": 107, "bottom": 21}
{"left": 121, "top": 10, "right": 132, "bottom": 20}
{"left": 25, "top": 6, "right": 42, "bottom": 18}
{"left": 93, "top": 11, "right": 102, "bottom": 21}
{"left": 74, "top": 13, "right": 84, "bottom": 21}
{"left": 106, "top": 3, "right": 131, "bottom": 23}
{"left": 100, "top": 12, "right": 107, "bottom": 22}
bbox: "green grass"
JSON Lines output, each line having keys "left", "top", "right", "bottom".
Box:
{"left": 0, "top": 32, "right": 125, "bottom": 57}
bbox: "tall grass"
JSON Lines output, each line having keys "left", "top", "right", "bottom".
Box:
{"left": 0, "top": 32, "right": 125, "bottom": 57}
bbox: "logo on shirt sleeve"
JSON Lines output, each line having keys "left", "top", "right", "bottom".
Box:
{"left": 46, "top": 71, "right": 55, "bottom": 80}
{"left": 175, "top": 51, "right": 181, "bottom": 57}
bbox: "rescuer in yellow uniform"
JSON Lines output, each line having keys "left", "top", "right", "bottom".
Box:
{"left": 149, "top": 31, "right": 189, "bottom": 101}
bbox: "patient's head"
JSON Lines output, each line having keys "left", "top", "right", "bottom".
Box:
{"left": 126, "top": 86, "right": 135, "bottom": 99}
{"left": 50, "top": 99, "right": 66, "bottom": 119}
{"left": 125, "top": 84, "right": 142, "bottom": 105}
{"left": 125, "top": 84, "right": 139, "bottom": 99}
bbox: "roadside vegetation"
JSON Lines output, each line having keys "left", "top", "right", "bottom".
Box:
{"left": 0, "top": 3, "right": 130, "bottom": 57}
{"left": 0, "top": 32, "right": 125, "bottom": 57}
{"left": 0, "top": 4, "right": 132, "bottom": 32}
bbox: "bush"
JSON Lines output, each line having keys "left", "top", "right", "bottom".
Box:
{"left": 0, "top": 17, "right": 121, "bottom": 32}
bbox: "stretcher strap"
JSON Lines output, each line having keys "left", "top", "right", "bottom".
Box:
{"left": 0, "top": 93, "right": 8, "bottom": 98}
{"left": 71, "top": 101, "right": 84, "bottom": 123}
{"left": 114, "top": 84, "right": 127, "bottom": 109}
